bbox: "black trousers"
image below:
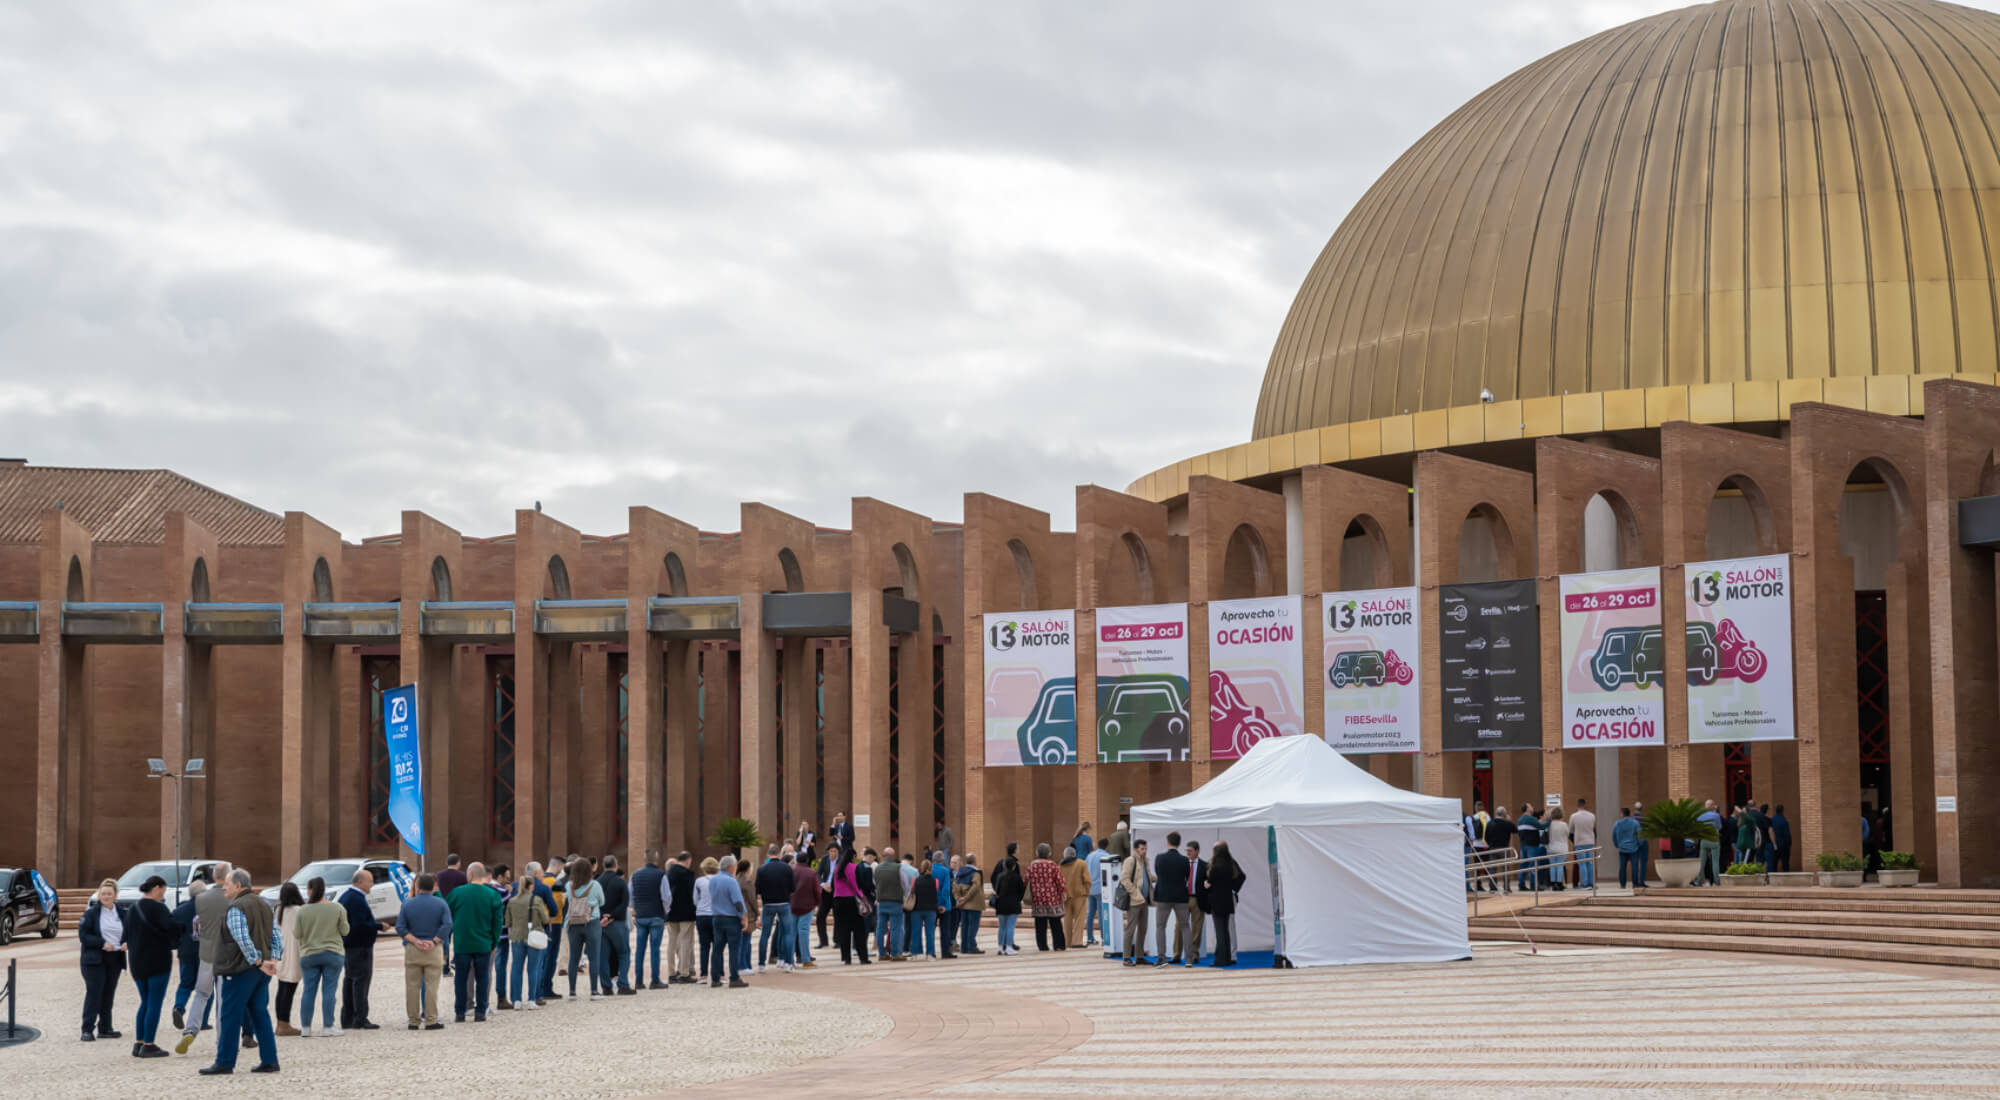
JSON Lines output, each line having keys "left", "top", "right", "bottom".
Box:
{"left": 340, "top": 943, "right": 374, "bottom": 1026}
{"left": 274, "top": 979, "right": 297, "bottom": 1023}
{"left": 816, "top": 889, "right": 836, "bottom": 945}
{"left": 81, "top": 953, "right": 124, "bottom": 1035}
{"left": 1211, "top": 912, "right": 1235, "bottom": 965}
{"left": 1033, "top": 915, "right": 1067, "bottom": 951}
{"left": 939, "top": 908, "right": 959, "bottom": 957}
{"left": 832, "top": 898, "right": 871, "bottom": 964}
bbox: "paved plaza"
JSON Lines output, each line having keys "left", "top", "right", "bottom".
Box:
{"left": 7, "top": 925, "right": 2000, "bottom": 1098}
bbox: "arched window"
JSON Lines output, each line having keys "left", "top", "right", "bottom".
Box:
{"left": 431, "top": 556, "right": 453, "bottom": 601}
{"left": 546, "top": 555, "right": 572, "bottom": 600}
{"left": 1220, "top": 524, "right": 1272, "bottom": 599}
{"left": 190, "top": 558, "right": 212, "bottom": 603}
{"left": 891, "top": 542, "right": 919, "bottom": 601}
{"left": 1005, "top": 539, "right": 1036, "bottom": 610}
{"left": 1122, "top": 532, "right": 1155, "bottom": 604}
{"left": 312, "top": 557, "right": 334, "bottom": 601}
{"left": 65, "top": 556, "right": 85, "bottom": 602}
{"left": 777, "top": 548, "right": 804, "bottom": 593}
{"left": 662, "top": 552, "right": 689, "bottom": 598}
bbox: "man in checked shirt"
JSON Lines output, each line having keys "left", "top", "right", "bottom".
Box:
{"left": 199, "top": 869, "right": 283, "bottom": 1075}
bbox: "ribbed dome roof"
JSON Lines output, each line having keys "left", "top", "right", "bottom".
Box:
{"left": 1254, "top": 0, "right": 2000, "bottom": 438}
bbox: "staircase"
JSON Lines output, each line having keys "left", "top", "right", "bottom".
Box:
{"left": 1468, "top": 886, "right": 2000, "bottom": 968}
{"left": 55, "top": 888, "right": 97, "bottom": 932}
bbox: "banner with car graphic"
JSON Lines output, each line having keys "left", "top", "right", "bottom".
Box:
{"left": 1096, "top": 603, "right": 1191, "bottom": 763}
{"left": 1321, "top": 587, "right": 1421, "bottom": 754}
{"left": 1558, "top": 567, "right": 1666, "bottom": 748}
{"left": 1208, "top": 595, "right": 1305, "bottom": 761}
{"left": 982, "top": 610, "right": 1076, "bottom": 766}
{"left": 1684, "top": 553, "right": 1794, "bottom": 743}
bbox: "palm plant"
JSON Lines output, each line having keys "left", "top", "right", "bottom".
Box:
{"left": 707, "top": 816, "right": 763, "bottom": 857}
{"left": 1638, "top": 797, "right": 1717, "bottom": 856}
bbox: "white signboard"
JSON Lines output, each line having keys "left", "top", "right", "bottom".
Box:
{"left": 982, "top": 610, "right": 1076, "bottom": 766}
{"left": 1208, "top": 595, "right": 1305, "bottom": 761}
{"left": 1558, "top": 567, "right": 1666, "bottom": 747}
{"left": 1096, "top": 603, "right": 1192, "bottom": 762}
{"left": 1321, "top": 587, "right": 1421, "bottom": 753}
{"left": 1685, "top": 554, "right": 1796, "bottom": 743}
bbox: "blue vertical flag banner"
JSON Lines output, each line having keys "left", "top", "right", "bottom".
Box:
{"left": 29, "top": 868, "right": 56, "bottom": 915}
{"left": 382, "top": 682, "right": 426, "bottom": 856}
{"left": 387, "top": 862, "right": 413, "bottom": 901}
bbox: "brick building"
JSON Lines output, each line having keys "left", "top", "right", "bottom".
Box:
{"left": 6, "top": 0, "right": 2000, "bottom": 888}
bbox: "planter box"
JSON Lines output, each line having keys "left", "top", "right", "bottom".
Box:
{"left": 1721, "top": 873, "right": 1766, "bottom": 887}
{"left": 1768, "top": 872, "right": 1817, "bottom": 887}
{"left": 1818, "top": 870, "right": 1864, "bottom": 887}
{"left": 1655, "top": 857, "right": 1701, "bottom": 888}
{"left": 1878, "top": 869, "right": 1920, "bottom": 887}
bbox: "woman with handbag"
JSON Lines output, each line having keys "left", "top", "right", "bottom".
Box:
{"left": 1201, "top": 842, "right": 1247, "bottom": 967}
{"left": 124, "top": 874, "right": 180, "bottom": 1056}
{"left": 505, "top": 864, "right": 552, "bottom": 1010}
{"left": 830, "top": 848, "right": 872, "bottom": 965}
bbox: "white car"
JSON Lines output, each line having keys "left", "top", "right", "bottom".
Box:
{"left": 260, "top": 858, "right": 410, "bottom": 928}
{"left": 115, "top": 859, "right": 232, "bottom": 910}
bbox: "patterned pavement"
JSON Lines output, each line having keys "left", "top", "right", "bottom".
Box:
{"left": 9, "top": 925, "right": 2000, "bottom": 1098}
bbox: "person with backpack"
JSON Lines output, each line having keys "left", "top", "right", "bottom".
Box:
{"left": 990, "top": 843, "right": 1026, "bottom": 956}
{"left": 561, "top": 860, "right": 606, "bottom": 1000}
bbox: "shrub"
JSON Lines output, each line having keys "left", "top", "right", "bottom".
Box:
{"left": 1879, "top": 850, "right": 1920, "bottom": 871}
{"left": 1724, "top": 862, "right": 1765, "bottom": 876}
{"left": 1816, "top": 851, "right": 1865, "bottom": 872}
{"left": 1638, "top": 798, "right": 1718, "bottom": 852}
{"left": 707, "top": 817, "right": 763, "bottom": 855}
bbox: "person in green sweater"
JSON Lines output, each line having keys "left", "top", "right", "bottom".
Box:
{"left": 447, "top": 863, "right": 505, "bottom": 1023}
{"left": 294, "top": 879, "right": 351, "bottom": 1037}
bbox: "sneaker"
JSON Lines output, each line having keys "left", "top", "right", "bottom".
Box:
{"left": 589, "top": 992, "right": 602, "bottom": 1001}
{"left": 647, "top": 981, "right": 669, "bottom": 990}
{"left": 321, "top": 1027, "right": 343, "bottom": 1037}
{"left": 297, "top": 1026, "right": 312, "bottom": 1038}
{"left": 800, "top": 961, "right": 818, "bottom": 969}
{"left": 172, "top": 1008, "right": 185, "bottom": 1031}
{"left": 174, "top": 1033, "right": 196, "bottom": 1055}
{"left": 728, "top": 977, "right": 749, "bottom": 989}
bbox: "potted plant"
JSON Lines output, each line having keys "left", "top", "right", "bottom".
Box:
{"left": 1816, "top": 851, "right": 1864, "bottom": 887}
{"left": 1877, "top": 851, "right": 1920, "bottom": 887}
{"left": 1639, "top": 798, "right": 1717, "bottom": 888}
{"left": 1722, "top": 861, "right": 1766, "bottom": 886}
{"left": 707, "top": 816, "right": 764, "bottom": 862}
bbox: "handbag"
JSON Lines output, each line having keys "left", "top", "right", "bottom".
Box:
{"left": 526, "top": 928, "right": 550, "bottom": 951}
{"left": 1112, "top": 883, "right": 1130, "bottom": 912}
{"left": 901, "top": 890, "right": 917, "bottom": 913}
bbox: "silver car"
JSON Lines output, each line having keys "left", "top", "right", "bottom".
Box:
{"left": 114, "top": 859, "right": 231, "bottom": 910}
{"left": 260, "top": 858, "right": 409, "bottom": 928}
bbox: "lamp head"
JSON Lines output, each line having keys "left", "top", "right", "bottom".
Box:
{"left": 186, "top": 758, "right": 207, "bottom": 777}
{"left": 147, "top": 758, "right": 168, "bottom": 777}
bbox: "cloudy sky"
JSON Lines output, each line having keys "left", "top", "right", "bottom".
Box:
{"left": 4, "top": 0, "right": 1896, "bottom": 537}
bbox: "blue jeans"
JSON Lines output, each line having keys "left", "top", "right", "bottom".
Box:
{"left": 876, "top": 908, "right": 906, "bottom": 957}
{"left": 696, "top": 916, "right": 715, "bottom": 978}
{"left": 1577, "top": 849, "right": 1596, "bottom": 887}
{"left": 134, "top": 972, "right": 168, "bottom": 1044}
{"left": 1618, "top": 850, "right": 1642, "bottom": 887}
{"left": 213, "top": 969, "right": 275, "bottom": 1071}
{"left": 791, "top": 912, "right": 813, "bottom": 964}
{"left": 598, "top": 918, "right": 629, "bottom": 992}
{"left": 539, "top": 931, "right": 559, "bottom": 999}
{"left": 959, "top": 909, "right": 982, "bottom": 951}
{"left": 734, "top": 916, "right": 752, "bottom": 973}
{"left": 709, "top": 918, "right": 740, "bottom": 982}
{"left": 510, "top": 944, "right": 544, "bottom": 1002}
{"left": 910, "top": 908, "right": 937, "bottom": 956}
{"left": 939, "top": 908, "right": 958, "bottom": 955}
{"left": 298, "top": 951, "right": 344, "bottom": 1029}
{"left": 1517, "top": 845, "right": 1545, "bottom": 889}
{"left": 634, "top": 916, "right": 666, "bottom": 985}
{"left": 997, "top": 912, "right": 1019, "bottom": 950}
{"left": 1086, "top": 896, "right": 1102, "bottom": 942}
{"left": 759, "top": 906, "right": 791, "bottom": 966}
{"left": 452, "top": 950, "right": 491, "bottom": 1019}
{"left": 1636, "top": 845, "right": 1651, "bottom": 885}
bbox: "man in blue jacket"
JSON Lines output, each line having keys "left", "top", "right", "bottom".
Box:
{"left": 1611, "top": 806, "right": 1644, "bottom": 888}
{"left": 1769, "top": 804, "right": 1793, "bottom": 872}
{"left": 337, "top": 868, "right": 381, "bottom": 1030}
{"left": 629, "top": 850, "right": 667, "bottom": 989}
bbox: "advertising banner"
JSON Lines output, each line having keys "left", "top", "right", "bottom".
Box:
{"left": 1321, "top": 587, "right": 1421, "bottom": 753}
{"left": 1558, "top": 567, "right": 1666, "bottom": 748}
{"left": 1685, "top": 553, "right": 1795, "bottom": 742}
{"left": 1439, "top": 580, "right": 1540, "bottom": 751}
{"left": 381, "top": 682, "right": 427, "bottom": 855}
{"left": 1208, "top": 595, "right": 1304, "bottom": 761}
{"left": 982, "top": 610, "right": 1076, "bottom": 766}
{"left": 1096, "top": 603, "right": 1192, "bottom": 763}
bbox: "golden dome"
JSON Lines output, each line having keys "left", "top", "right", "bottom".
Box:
{"left": 1253, "top": 0, "right": 2000, "bottom": 439}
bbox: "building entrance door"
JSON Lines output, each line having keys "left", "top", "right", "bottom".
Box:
{"left": 1856, "top": 592, "right": 1892, "bottom": 859}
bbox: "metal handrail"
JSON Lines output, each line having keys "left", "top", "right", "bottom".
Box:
{"left": 1467, "top": 843, "right": 1606, "bottom": 918}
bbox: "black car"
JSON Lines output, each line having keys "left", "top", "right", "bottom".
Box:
{"left": 0, "top": 866, "right": 59, "bottom": 944}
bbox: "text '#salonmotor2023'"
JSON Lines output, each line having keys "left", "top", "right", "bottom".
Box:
{"left": 1207, "top": 595, "right": 1304, "bottom": 761}
{"left": 982, "top": 609, "right": 1076, "bottom": 767}
{"left": 1558, "top": 566, "right": 1666, "bottom": 747}
{"left": 1321, "top": 587, "right": 1420, "bottom": 753}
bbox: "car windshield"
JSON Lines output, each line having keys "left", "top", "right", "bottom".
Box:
{"left": 289, "top": 860, "right": 363, "bottom": 886}
{"left": 0, "top": 870, "right": 13, "bottom": 894}
{"left": 118, "top": 861, "right": 194, "bottom": 888}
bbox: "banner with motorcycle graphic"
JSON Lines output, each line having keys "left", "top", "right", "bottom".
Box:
{"left": 1557, "top": 567, "right": 1666, "bottom": 748}
{"left": 1096, "top": 603, "right": 1192, "bottom": 763}
{"left": 1208, "top": 595, "right": 1305, "bottom": 761}
{"left": 982, "top": 610, "right": 1077, "bottom": 766}
{"left": 1684, "top": 553, "right": 1794, "bottom": 742}
{"left": 1321, "top": 587, "right": 1421, "bottom": 753}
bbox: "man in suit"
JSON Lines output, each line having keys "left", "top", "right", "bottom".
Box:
{"left": 1152, "top": 832, "right": 1192, "bottom": 968}
{"left": 828, "top": 812, "right": 856, "bottom": 853}
{"left": 1118, "top": 839, "right": 1152, "bottom": 966}
{"left": 338, "top": 868, "right": 381, "bottom": 1030}
{"left": 1174, "top": 839, "right": 1206, "bottom": 964}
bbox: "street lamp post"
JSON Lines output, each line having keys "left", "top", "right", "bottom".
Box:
{"left": 147, "top": 757, "right": 207, "bottom": 897}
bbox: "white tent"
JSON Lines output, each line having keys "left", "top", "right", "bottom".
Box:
{"left": 1128, "top": 734, "right": 1470, "bottom": 967}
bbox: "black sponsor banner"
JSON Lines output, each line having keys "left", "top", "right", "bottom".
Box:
{"left": 1439, "top": 578, "right": 1541, "bottom": 751}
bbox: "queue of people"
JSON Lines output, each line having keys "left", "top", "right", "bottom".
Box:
{"left": 1463, "top": 796, "right": 1796, "bottom": 891}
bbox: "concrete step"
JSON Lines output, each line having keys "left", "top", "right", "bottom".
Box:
{"left": 1471, "top": 913, "right": 2000, "bottom": 950}
{"left": 1467, "top": 923, "right": 2000, "bottom": 969}
{"left": 1585, "top": 890, "right": 2000, "bottom": 916}
{"left": 1511, "top": 903, "right": 2000, "bottom": 932}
